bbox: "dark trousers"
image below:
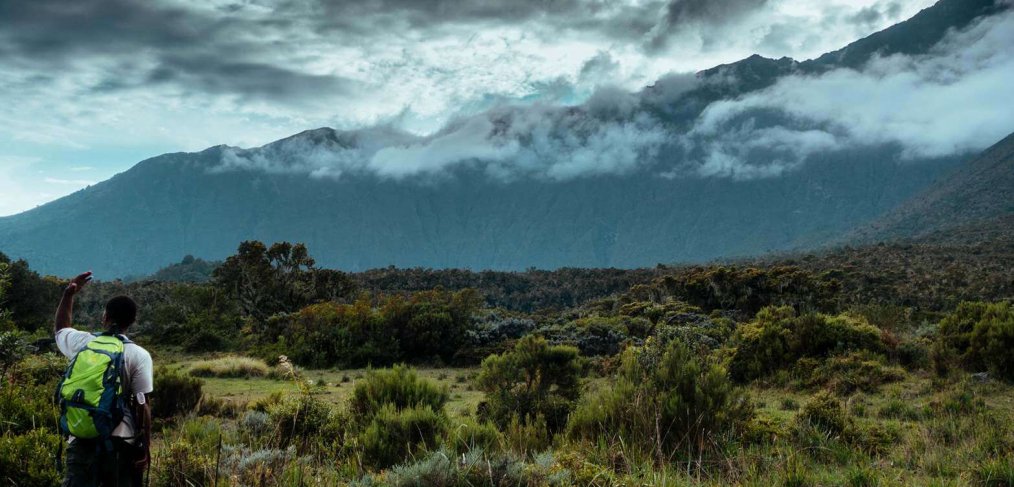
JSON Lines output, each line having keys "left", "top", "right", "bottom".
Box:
{"left": 62, "top": 438, "right": 141, "bottom": 487}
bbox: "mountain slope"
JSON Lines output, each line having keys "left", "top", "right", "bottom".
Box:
{"left": 856, "top": 132, "right": 1014, "bottom": 243}
{"left": 0, "top": 0, "right": 1007, "bottom": 278}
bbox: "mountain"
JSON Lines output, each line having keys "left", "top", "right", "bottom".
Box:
{"left": 0, "top": 0, "right": 1008, "bottom": 278}
{"left": 856, "top": 132, "right": 1014, "bottom": 244}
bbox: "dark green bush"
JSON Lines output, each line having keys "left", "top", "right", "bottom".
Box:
{"left": 567, "top": 339, "right": 753, "bottom": 463}
{"left": 729, "top": 306, "right": 886, "bottom": 382}
{"left": 151, "top": 367, "right": 203, "bottom": 419}
{"left": 349, "top": 365, "right": 448, "bottom": 423}
{"left": 359, "top": 404, "right": 447, "bottom": 469}
{"left": 0, "top": 429, "right": 61, "bottom": 487}
{"left": 935, "top": 301, "right": 1014, "bottom": 381}
{"left": 476, "top": 335, "right": 580, "bottom": 434}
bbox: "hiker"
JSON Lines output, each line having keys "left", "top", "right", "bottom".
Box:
{"left": 54, "top": 271, "right": 153, "bottom": 487}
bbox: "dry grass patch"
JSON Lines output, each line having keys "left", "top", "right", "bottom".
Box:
{"left": 189, "top": 356, "right": 270, "bottom": 378}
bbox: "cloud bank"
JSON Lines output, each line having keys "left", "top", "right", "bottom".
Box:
{"left": 215, "top": 5, "right": 1014, "bottom": 182}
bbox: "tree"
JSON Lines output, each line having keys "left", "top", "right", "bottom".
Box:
{"left": 213, "top": 241, "right": 356, "bottom": 319}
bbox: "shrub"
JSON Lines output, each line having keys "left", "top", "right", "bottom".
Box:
{"left": 220, "top": 444, "right": 298, "bottom": 486}
{"left": 446, "top": 419, "right": 502, "bottom": 454}
{"left": 359, "top": 404, "right": 447, "bottom": 469}
{"left": 729, "top": 306, "right": 886, "bottom": 382}
{"left": 797, "top": 391, "right": 849, "bottom": 437}
{"left": 0, "top": 429, "right": 61, "bottom": 487}
{"left": 0, "top": 383, "right": 58, "bottom": 435}
{"left": 935, "top": 301, "right": 1014, "bottom": 380}
{"left": 10, "top": 352, "right": 65, "bottom": 386}
{"left": 188, "top": 356, "right": 269, "bottom": 378}
{"left": 153, "top": 439, "right": 215, "bottom": 487}
{"left": 268, "top": 391, "right": 343, "bottom": 448}
{"left": 151, "top": 367, "right": 203, "bottom": 419}
{"left": 476, "top": 335, "right": 580, "bottom": 434}
{"left": 795, "top": 352, "right": 905, "bottom": 394}
{"left": 503, "top": 413, "right": 553, "bottom": 456}
{"left": 567, "top": 339, "right": 753, "bottom": 463}
{"left": 384, "top": 448, "right": 572, "bottom": 487}
{"left": 350, "top": 365, "right": 448, "bottom": 423}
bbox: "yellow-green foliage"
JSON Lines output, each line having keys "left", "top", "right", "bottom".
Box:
{"left": 188, "top": 355, "right": 269, "bottom": 378}
{"left": 729, "top": 306, "right": 886, "bottom": 382}
{"left": 796, "top": 351, "right": 906, "bottom": 394}
{"left": 0, "top": 429, "right": 60, "bottom": 487}
{"left": 568, "top": 339, "right": 752, "bottom": 464}
{"left": 476, "top": 335, "right": 581, "bottom": 434}
{"left": 268, "top": 390, "right": 343, "bottom": 448}
{"left": 935, "top": 301, "right": 1014, "bottom": 380}
{"left": 350, "top": 365, "right": 449, "bottom": 422}
{"left": 446, "top": 418, "right": 502, "bottom": 454}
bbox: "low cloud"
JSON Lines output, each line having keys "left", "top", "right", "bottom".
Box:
{"left": 676, "top": 7, "right": 1014, "bottom": 177}
{"left": 213, "top": 6, "right": 1014, "bottom": 184}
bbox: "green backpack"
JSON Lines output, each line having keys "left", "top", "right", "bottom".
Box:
{"left": 56, "top": 333, "right": 130, "bottom": 440}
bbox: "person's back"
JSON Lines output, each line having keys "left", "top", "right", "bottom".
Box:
{"left": 54, "top": 271, "right": 153, "bottom": 487}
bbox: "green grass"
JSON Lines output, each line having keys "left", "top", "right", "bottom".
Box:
{"left": 192, "top": 362, "right": 484, "bottom": 418}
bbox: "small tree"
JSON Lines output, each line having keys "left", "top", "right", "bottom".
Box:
{"left": 476, "top": 335, "right": 580, "bottom": 433}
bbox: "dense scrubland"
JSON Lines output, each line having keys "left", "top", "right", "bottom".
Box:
{"left": 1, "top": 239, "right": 1013, "bottom": 486}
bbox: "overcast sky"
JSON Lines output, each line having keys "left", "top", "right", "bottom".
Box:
{"left": 0, "top": 0, "right": 944, "bottom": 215}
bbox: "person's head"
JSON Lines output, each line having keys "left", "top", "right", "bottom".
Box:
{"left": 103, "top": 295, "right": 137, "bottom": 332}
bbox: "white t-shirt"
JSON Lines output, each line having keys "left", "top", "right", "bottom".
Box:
{"left": 55, "top": 328, "right": 154, "bottom": 438}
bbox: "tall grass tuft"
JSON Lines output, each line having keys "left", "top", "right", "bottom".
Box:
{"left": 188, "top": 356, "right": 270, "bottom": 378}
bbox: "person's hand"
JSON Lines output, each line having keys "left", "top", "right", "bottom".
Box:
{"left": 64, "top": 271, "right": 92, "bottom": 296}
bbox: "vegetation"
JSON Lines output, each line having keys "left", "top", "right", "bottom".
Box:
{"left": 1, "top": 240, "right": 1013, "bottom": 485}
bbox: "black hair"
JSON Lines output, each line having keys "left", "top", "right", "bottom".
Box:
{"left": 105, "top": 295, "right": 137, "bottom": 330}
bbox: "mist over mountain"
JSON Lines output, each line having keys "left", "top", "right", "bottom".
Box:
{"left": 0, "top": 0, "right": 1011, "bottom": 278}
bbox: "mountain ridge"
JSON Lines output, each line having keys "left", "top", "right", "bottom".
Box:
{"left": 0, "top": 0, "right": 1009, "bottom": 278}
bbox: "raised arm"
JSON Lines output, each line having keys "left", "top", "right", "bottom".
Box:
{"left": 54, "top": 271, "right": 92, "bottom": 333}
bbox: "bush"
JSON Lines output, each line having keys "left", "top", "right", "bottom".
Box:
{"left": 220, "top": 444, "right": 297, "bottom": 486}
{"left": 10, "top": 353, "right": 65, "bottom": 386}
{"left": 729, "top": 306, "right": 886, "bottom": 382}
{"left": 446, "top": 419, "right": 502, "bottom": 454}
{"left": 359, "top": 404, "right": 447, "bottom": 469}
{"left": 350, "top": 365, "right": 448, "bottom": 422}
{"left": 151, "top": 367, "right": 203, "bottom": 419}
{"left": 567, "top": 339, "right": 753, "bottom": 463}
{"left": 0, "top": 383, "right": 58, "bottom": 435}
{"left": 268, "top": 391, "right": 343, "bottom": 448}
{"left": 0, "top": 429, "right": 60, "bottom": 487}
{"left": 153, "top": 439, "right": 216, "bottom": 487}
{"left": 188, "top": 356, "right": 269, "bottom": 378}
{"left": 797, "top": 391, "right": 849, "bottom": 437}
{"left": 935, "top": 301, "right": 1014, "bottom": 381}
{"left": 476, "top": 335, "right": 581, "bottom": 434}
{"left": 795, "top": 352, "right": 905, "bottom": 394}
